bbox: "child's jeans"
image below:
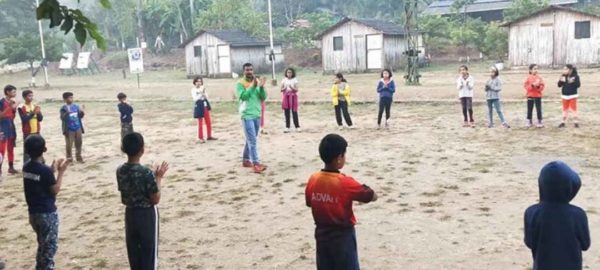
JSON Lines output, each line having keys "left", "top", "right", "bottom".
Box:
{"left": 29, "top": 211, "right": 59, "bottom": 270}
{"left": 334, "top": 101, "right": 353, "bottom": 127}
{"left": 242, "top": 118, "right": 261, "bottom": 164}
{"left": 527, "top": 97, "right": 543, "bottom": 122}
{"left": 121, "top": 122, "right": 134, "bottom": 139}
{"left": 487, "top": 99, "right": 506, "bottom": 125}
{"left": 316, "top": 227, "right": 360, "bottom": 270}
{"left": 377, "top": 97, "right": 392, "bottom": 125}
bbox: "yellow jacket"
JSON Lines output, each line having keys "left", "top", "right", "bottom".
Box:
{"left": 331, "top": 83, "right": 351, "bottom": 106}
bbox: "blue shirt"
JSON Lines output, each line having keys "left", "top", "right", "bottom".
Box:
{"left": 118, "top": 103, "right": 134, "bottom": 124}
{"left": 23, "top": 161, "right": 57, "bottom": 214}
{"left": 65, "top": 104, "right": 82, "bottom": 131}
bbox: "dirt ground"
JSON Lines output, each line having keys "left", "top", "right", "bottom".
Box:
{"left": 1, "top": 66, "right": 600, "bottom": 269}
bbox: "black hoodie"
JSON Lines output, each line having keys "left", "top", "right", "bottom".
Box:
{"left": 524, "top": 161, "right": 590, "bottom": 270}
{"left": 558, "top": 74, "right": 580, "bottom": 97}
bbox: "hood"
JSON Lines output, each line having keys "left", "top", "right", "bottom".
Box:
{"left": 538, "top": 161, "right": 581, "bottom": 203}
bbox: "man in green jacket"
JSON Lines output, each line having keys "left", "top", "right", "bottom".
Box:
{"left": 236, "top": 63, "right": 268, "bottom": 173}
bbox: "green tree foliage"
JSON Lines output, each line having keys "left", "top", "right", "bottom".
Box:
{"left": 0, "top": 34, "right": 63, "bottom": 79}
{"left": 503, "top": 0, "right": 549, "bottom": 22}
{"left": 276, "top": 12, "right": 337, "bottom": 48}
{"left": 480, "top": 22, "right": 508, "bottom": 61}
{"left": 0, "top": 0, "right": 39, "bottom": 37}
{"left": 194, "top": 0, "right": 267, "bottom": 38}
{"left": 418, "top": 15, "right": 452, "bottom": 52}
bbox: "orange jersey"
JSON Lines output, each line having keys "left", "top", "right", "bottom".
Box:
{"left": 524, "top": 74, "right": 545, "bottom": 98}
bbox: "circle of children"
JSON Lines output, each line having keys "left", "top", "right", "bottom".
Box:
{"left": 5, "top": 61, "right": 586, "bottom": 270}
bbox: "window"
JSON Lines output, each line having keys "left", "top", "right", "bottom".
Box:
{"left": 333, "top": 36, "right": 343, "bottom": 51}
{"left": 575, "top": 21, "right": 591, "bottom": 39}
{"left": 194, "top": 46, "right": 202, "bottom": 57}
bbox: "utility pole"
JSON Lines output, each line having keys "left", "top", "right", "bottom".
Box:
{"left": 267, "top": 0, "right": 277, "bottom": 85}
{"left": 404, "top": 0, "right": 420, "bottom": 85}
{"left": 136, "top": 0, "right": 145, "bottom": 47}
{"left": 35, "top": 0, "right": 50, "bottom": 87}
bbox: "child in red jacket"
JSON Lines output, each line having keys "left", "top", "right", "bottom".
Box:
{"left": 524, "top": 64, "right": 545, "bottom": 128}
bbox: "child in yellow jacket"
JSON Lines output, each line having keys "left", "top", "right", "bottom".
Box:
{"left": 331, "top": 73, "right": 353, "bottom": 130}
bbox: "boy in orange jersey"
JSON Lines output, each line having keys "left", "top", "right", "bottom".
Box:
{"left": 305, "top": 134, "right": 378, "bottom": 270}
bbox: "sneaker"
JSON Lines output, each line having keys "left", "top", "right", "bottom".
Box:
{"left": 283, "top": 128, "right": 291, "bottom": 133}
{"left": 384, "top": 121, "right": 390, "bottom": 130}
{"left": 260, "top": 129, "right": 268, "bottom": 135}
{"left": 574, "top": 123, "right": 580, "bottom": 128}
{"left": 198, "top": 139, "right": 206, "bottom": 144}
{"left": 207, "top": 137, "right": 218, "bottom": 141}
{"left": 347, "top": 125, "right": 355, "bottom": 129}
{"left": 377, "top": 124, "right": 382, "bottom": 130}
{"left": 463, "top": 121, "right": 469, "bottom": 127}
{"left": 470, "top": 121, "right": 475, "bottom": 128}
{"left": 242, "top": 160, "right": 253, "bottom": 168}
{"left": 338, "top": 126, "right": 344, "bottom": 131}
{"left": 295, "top": 128, "right": 301, "bottom": 132}
{"left": 536, "top": 123, "right": 544, "bottom": 128}
{"left": 253, "top": 164, "right": 267, "bottom": 173}
{"left": 76, "top": 158, "right": 85, "bottom": 163}
{"left": 525, "top": 121, "right": 533, "bottom": 128}
{"left": 502, "top": 122, "right": 511, "bottom": 129}
{"left": 488, "top": 124, "right": 494, "bottom": 128}
{"left": 558, "top": 123, "right": 566, "bottom": 128}
{"left": 8, "top": 168, "right": 18, "bottom": 175}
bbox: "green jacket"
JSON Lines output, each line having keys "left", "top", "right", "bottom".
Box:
{"left": 236, "top": 79, "right": 267, "bottom": 120}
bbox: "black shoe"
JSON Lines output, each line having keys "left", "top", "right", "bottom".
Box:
{"left": 558, "top": 123, "right": 566, "bottom": 128}
{"left": 574, "top": 123, "right": 580, "bottom": 128}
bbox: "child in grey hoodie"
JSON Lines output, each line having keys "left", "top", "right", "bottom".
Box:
{"left": 485, "top": 66, "right": 510, "bottom": 128}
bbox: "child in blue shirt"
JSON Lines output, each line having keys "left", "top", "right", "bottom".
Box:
{"left": 117, "top": 92, "right": 134, "bottom": 138}
{"left": 60, "top": 92, "right": 85, "bottom": 163}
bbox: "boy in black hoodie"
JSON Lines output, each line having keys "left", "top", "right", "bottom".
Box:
{"left": 524, "top": 161, "right": 590, "bottom": 270}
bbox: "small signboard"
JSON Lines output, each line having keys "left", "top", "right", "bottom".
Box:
{"left": 128, "top": 48, "right": 144, "bottom": 74}
{"left": 59, "top": 53, "right": 74, "bottom": 69}
{"left": 76, "top": 52, "right": 90, "bottom": 69}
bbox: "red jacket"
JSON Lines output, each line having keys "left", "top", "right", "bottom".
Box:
{"left": 524, "top": 74, "right": 545, "bottom": 98}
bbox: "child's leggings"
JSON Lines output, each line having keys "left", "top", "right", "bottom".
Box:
{"left": 460, "top": 97, "right": 474, "bottom": 122}
{"left": 0, "top": 139, "right": 15, "bottom": 163}
{"left": 377, "top": 97, "right": 392, "bottom": 125}
{"left": 527, "top": 97, "right": 543, "bottom": 122}
{"left": 334, "top": 101, "right": 353, "bottom": 127}
{"left": 198, "top": 109, "right": 212, "bottom": 140}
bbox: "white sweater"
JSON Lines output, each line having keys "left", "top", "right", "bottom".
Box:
{"left": 457, "top": 75, "right": 474, "bottom": 98}
{"left": 192, "top": 86, "right": 207, "bottom": 102}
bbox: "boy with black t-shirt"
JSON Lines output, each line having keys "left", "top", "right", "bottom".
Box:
{"left": 117, "top": 132, "right": 169, "bottom": 270}
{"left": 23, "top": 135, "right": 69, "bottom": 269}
{"left": 305, "top": 134, "right": 378, "bottom": 270}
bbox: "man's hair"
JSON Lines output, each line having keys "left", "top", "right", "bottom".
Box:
{"left": 25, "top": 135, "right": 46, "bottom": 159}
{"left": 62, "top": 92, "right": 74, "bottom": 100}
{"left": 4, "top": 85, "right": 16, "bottom": 95}
{"left": 121, "top": 132, "right": 144, "bottom": 157}
{"left": 319, "top": 134, "right": 348, "bottom": 164}
{"left": 242, "top": 63, "right": 253, "bottom": 70}
{"left": 22, "top": 90, "right": 33, "bottom": 99}
{"left": 117, "top": 92, "right": 127, "bottom": 100}
{"left": 192, "top": 76, "right": 203, "bottom": 85}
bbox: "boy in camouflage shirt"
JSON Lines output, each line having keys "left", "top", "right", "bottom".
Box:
{"left": 117, "top": 132, "right": 169, "bottom": 270}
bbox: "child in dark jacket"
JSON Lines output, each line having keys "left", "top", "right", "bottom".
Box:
{"left": 376, "top": 69, "right": 396, "bottom": 129}
{"left": 117, "top": 93, "right": 134, "bottom": 138}
{"left": 60, "top": 92, "right": 85, "bottom": 163}
{"left": 558, "top": 64, "right": 581, "bottom": 128}
{"left": 524, "top": 161, "right": 590, "bottom": 270}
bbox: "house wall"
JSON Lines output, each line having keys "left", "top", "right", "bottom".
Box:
{"left": 184, "top": 33, "right": 226, "bottom": 76}
{"left": 383, "top": 34, "right": 425, "bottom": 72}
{"left": 508, "top": 10, "right": 600, "bottom": 67}
{"left": 230, "top": 45, "right": 285, "bottom": 75}
{"left": 320, "top": 21, "right": 379, "bottom": 73}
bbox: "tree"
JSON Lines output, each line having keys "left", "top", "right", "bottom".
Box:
{"left": 0, "top": 34, "right": 63, "bottom": 86}
{"left": 36, "top": 0, "right": 111, "bottom": 50}
{"left": 503, "top": 0, "right": 549, "bottom": 22}
{"left": 276, "top": 11, "right": 337, "bottom": 48}
{"left": 418, "top": 15, "right": 452, "bottom": 53}
{"left": 194, "top": 0, "right": 267, "bottom": 38}
{"left": 0, "top": 0, "right": 39, "bottom": 37}
{"left": 479, "top": 22, "right": 508, "bottom": 61}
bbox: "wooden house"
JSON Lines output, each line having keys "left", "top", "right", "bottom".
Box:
{"left": 180, "top": 30, "right": 284, "bottom": 78}
{"left": 425, "top": 0, "right": 578, "bottom": 22}
{"left": 501, "top": 6, "right": 600, "bottom": 67}
{"left": 316, "top": 18, "right": 424, "bottom": 73}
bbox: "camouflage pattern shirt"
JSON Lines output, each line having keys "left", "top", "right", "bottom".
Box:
{"left": 117, "top": 163, "right": 159, "bottom": 208}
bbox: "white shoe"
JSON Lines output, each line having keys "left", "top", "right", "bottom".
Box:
{"left": 338, "top": 126, "right": 344, "bottom": 131}
{"left": 295, "top": 128, "right": 301, "bottom": 132}
{"left": 347, "top": 125, "right": 355, "bottom": 129}
{"left": 283, "top": 128, "right": 291, "bottom": 133}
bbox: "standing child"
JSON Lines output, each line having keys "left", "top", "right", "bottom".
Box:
{"left": 18, "top": 90, "right": 44, "bottom": 164}
{"left": 524, "top": 161, "right": 590, "bottom": 270}
{"left": 0, "top": 85, "right": 19, "bottom": 174}
{"left": 524, "top": 64, "right": 545, "bottom": 128}
{"left": 331, "top": 73, "right": 353, "bottom": 130}
{"left": 23, "top": 135, "right": 69, "bottom": 270}
{"left": 558, "top": 64, "right": 581, "bottom": 128}
{"left": 191, "top": 77, "right": 217, "bottom": 143}
{"left": 457, "top": 65, "right": 475, "bottom": 127}
{"left": 117, "top": 132, "right": 169, "bottom": 270}
{"left": 485, "top": 67, "right": 510, "bottom": 128}
{"left": 117, "top": 92, "right": 134, "bottom": 138}
{"left": 305, "top": 134, "right": 377, "bottom": 270}
{"left": 281, "top": 68, "right": 300, "bottom": 133}
{"left": 376, "top": 69, "right": 396, "bottom": 129}
{"left": 60, "top": 92, "right": 85, "bottom": 163}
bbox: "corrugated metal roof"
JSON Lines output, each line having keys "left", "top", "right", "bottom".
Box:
{"left": 315, "top": 18, "right": 406, "bottom": 39}
{"left": 425, "top": 0, "right": 578, "bottom": 15}
{"left": 180, "top": 30, "right": 278, "bottom": 48}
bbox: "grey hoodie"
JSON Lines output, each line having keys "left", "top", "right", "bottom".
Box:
{"left": 485, "top": 77, "right": 502, "bottom": 100}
